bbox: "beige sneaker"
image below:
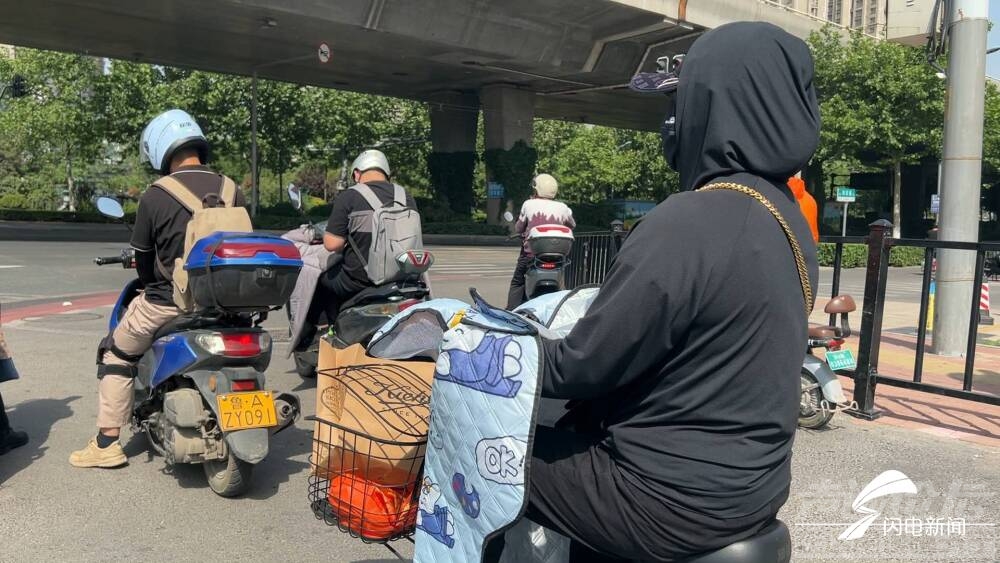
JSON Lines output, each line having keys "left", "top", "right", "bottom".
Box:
{"left": 69, "top": 438, "right": 128, "bottom": 468}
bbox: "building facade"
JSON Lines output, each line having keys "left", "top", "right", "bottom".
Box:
{"left": 885, "top": 0, "right": 937, "bottom": 46}
{"left": 771, "top": 0, "right": 934, "bottom": 43}
{"left": 775, "top": 0, "right": 888, "bottom": 36}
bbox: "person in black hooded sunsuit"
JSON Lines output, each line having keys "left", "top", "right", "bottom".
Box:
{"left": 485, "top": 21, "right": 821, "bottom": 562}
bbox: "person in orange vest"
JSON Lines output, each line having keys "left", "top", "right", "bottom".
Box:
{"left": 788, "top": 176, "right": 820, "bottom": 243}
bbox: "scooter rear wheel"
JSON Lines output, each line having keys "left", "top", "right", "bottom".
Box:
{"left": 204, "top": 453, "right": 253, "bottom": 497}
{"left": 798, "top": 370, "right": 834, "bottom": 429}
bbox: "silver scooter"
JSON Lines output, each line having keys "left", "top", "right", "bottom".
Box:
{"left": 503, "top": 211, "right": 575, "bottom": 301}
{"left": 800, "top": 295, "right": 859, "bottom": 429}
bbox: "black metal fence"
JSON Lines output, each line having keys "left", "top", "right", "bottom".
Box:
{"left": 565, "top": 232, "right": 623, "bottom": 289}
{"left": 824, "top": 220, "right": 1000, "bottom": 417}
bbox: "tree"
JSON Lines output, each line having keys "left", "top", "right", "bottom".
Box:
{"left": 809, "top": 27, "right": 945, "bottom": 238}
{"left": 982, "top": 82, "right": 1000, "bottom": 174}
{"left": 534, "top": 121, "right": 678, "bottom": 203}
{"left": 0, "top": 49, "right": 109, "bottom": 211}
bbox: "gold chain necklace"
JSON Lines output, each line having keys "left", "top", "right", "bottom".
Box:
{"left": 697, "top": 183, "right": 814, "bottom": 315}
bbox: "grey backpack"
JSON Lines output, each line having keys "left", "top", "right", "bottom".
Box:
{"left": 346, "top": 183, "right": 423, "bottom": 285}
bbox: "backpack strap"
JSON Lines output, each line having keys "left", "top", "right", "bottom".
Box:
{"left": 154, "top": 255, "right": 174, "bottom": 281}
{"left": 393, "top": 184, "right": 406, "bottom": 207}
{"left": 350, "top": 183, "right": 386, "bottom": 212}
{"left": 219, "top": 176, "right": 238, "bottom": 207}
{"left": 153, "top": 176, "right": 202, "bottom": 213}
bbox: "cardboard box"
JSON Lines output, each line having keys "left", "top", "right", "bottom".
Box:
{"left": 313, "top": 339, "right": 435, "bottom": 486}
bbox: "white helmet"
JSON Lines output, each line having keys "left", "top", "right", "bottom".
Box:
{"left": 139, "top": 109, "right": 208, "bottom": 174}
{"left": 351, "top": 149, "right": 391, "bottom": 178}
{"left": 532, "top": 173, "right": 559, "bottom": 199}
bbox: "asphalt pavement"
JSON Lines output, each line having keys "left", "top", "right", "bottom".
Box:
{"left": 0, "top": 242, "right": 997, "bottom": 562}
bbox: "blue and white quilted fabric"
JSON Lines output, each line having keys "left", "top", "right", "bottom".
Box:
{"left": 413, "top": 290, "right": 541, "bottom": 562}
{"left": 366, "top": 288, "right": 598, "bottom": 563}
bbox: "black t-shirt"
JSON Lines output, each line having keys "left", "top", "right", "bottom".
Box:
{"left": 131, "top": 165, "right": 247, "bottom": 306}
{"left": 325, "top": 181, "right": 417, "bottom": 284}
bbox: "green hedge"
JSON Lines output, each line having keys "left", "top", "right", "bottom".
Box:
{"left": 816, "top": 243, "right": 926, "bottom": 268}
{"left": 0, "top": 208, "right": 135, "bottom": 223}
{"left": 0, "top": 208, "right": 512, "bottom": 236}
{"left": 422, "top": 222, "right": 509, "bottom": 236}
{"left": 250, "top": 214, "right": 325, "bottom": 230}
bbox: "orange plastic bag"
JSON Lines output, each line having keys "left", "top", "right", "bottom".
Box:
{"left": 788, "top": 176, "right": 820, "bottom": 243}
{"left": 327, "top": 472, "right": 418, "bottom": 541}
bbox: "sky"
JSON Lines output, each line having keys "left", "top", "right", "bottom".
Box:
{"left": 990, "top": 1, "right": 1000, "bottom": 78}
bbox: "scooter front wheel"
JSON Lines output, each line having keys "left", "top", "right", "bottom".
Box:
{"left": 798, "top": 370, "right": 834, "bottom": 429}
{"left": 204, "top": 453, "right": 253, "bottom": 497}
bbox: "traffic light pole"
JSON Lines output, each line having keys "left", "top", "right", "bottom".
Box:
{"left": 932, "top": 0, "right": 989, "bottom": 356}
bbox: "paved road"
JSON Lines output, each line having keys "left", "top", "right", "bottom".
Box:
{"left": 1, "top": 242, "right": 997, "bottom": 562}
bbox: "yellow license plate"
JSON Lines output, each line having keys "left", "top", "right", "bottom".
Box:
{"left": 216, "top": 391, "right": 278, "bottom": 432}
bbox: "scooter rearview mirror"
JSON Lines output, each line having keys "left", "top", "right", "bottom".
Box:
{"left": 287, "top": 184, "right": 303, "bottom": 211}
{"left": 502, "top": 211, "right": 514, "bottom": 223}
{"left": 96, "top": 197, "right": 125, "bottom": 219}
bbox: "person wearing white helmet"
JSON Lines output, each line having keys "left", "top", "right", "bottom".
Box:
{"left": 506, "top": 173, "right": 576, "bottom": 309}
{"left": 70, "top": 109, "right": 246, "bottom": 469}
{"left": 317, "top": 149, "right": 417, "bottom": 320}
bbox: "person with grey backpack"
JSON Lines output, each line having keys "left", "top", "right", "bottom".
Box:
{"left": 319, "top": 150, "right": 422, "bottom": 322}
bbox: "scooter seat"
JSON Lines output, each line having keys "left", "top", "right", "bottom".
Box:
{"left": 808, "top": 326, "right": 839, "bottom": 339}
{"left": 152, "top": 313, "right": 217, "bottom": 341}
{"left": 674, "top": 520, "right": 791, "bottom": 563}
{"left": 340, "top": 282, "right": 427, "bottom": 311}
{"left": 824, "top": 295, "right": 857, "bottom": 315}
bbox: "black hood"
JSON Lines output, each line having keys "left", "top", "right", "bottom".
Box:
{"left": 668, "top": 22, "right": 820, "bottom": 191}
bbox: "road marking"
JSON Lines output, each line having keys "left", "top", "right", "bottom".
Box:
{"left": 1, "top": 290, "right": 119, "bottom": 322}
{"left": 0, "top": 265, "right": 24, "bottom": 269}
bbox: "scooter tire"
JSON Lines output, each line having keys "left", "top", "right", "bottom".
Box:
{"left": 798, "top": 369, "right": 834, "bottom": 429}
{"left": 204, "top": 454, "right": 253, "bottom": 498}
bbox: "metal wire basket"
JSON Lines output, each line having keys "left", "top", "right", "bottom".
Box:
{"left": 308, "top": 363, "right": 430, "bottom": 544}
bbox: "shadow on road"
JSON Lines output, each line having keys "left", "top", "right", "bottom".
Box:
{"left": 247, "top": 426, "right": 312, "bottom": 500}
{"left": 292, "top": 377, "right": 317, "bottom": 393}
{"left": 0, "top": 395, "right": 81, "bottom": 485}
{"left": 127, "top": 425, "right": 314, "bottom": 499}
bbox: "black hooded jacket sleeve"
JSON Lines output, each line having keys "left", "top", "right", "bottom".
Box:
{"left": 537, "top": 22, "right": 821, "bottom": 520}
{"left": 541, "top": 196, "right": 702, "bottom": 399}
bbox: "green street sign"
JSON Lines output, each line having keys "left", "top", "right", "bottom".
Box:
{"left": 836, "top": 187, "right": 857, "bottom": 203}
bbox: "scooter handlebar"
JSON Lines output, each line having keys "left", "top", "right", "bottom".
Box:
{"left": 94, "top": 256, "right": 124, "bottom": 266}
{"left": 94, "top": 249, "right": 136, "bottom": 268}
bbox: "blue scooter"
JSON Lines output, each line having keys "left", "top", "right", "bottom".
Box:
{"left": 95, "top": 197, "right": 302, "bottom": 497}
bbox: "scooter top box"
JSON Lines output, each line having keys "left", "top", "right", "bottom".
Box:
{"left": 185, "top": 232, "right": 303, "bottom": 311}
{"left": 185, "top": 232, "right": 304, "bottom": 270}
{"left": 526, "top": 225, "right": 574, "bottom": 256}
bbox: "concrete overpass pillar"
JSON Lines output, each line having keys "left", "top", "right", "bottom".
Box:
{"left": 482, "top": 84, "right": 535, "bottom": 224}
{"left": 429, "top": 92, "right": 479, "bottom": 217}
